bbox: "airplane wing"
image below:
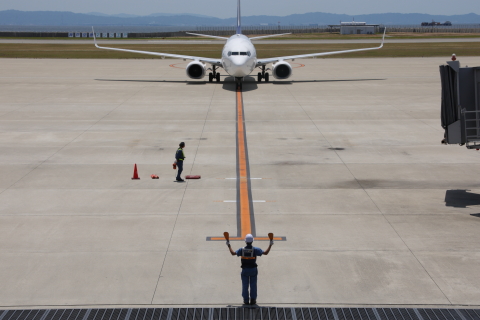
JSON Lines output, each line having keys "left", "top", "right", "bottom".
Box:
{"left": 256, "top": 29, "right": 386, "bottom": 66}
{"left": 249, "top": 33, "right": 291, "bottom": 40}
{"left": 186, "top": 32, "right": 229, "bottom": 40}
{"left": 92, "top": 28, "right": 222, "bottom": 66}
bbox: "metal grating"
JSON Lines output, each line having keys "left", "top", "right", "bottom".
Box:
{"left": 0, "top": 308, "right": 479, "bottom": 320}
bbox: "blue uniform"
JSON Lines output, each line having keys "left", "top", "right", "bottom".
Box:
{"left": 236, "top": 245, "right": 263, "bottom": 302}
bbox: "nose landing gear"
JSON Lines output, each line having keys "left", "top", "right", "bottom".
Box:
{"left": 257, "top": 66, "right": 270, "bottom": 83}
{"left": 209, "top": 66, "right": 221, "bottom": 83}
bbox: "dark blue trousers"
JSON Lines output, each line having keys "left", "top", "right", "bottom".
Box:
{"left": 241, "top": 267, "right": 258, "bottom": 301}
{"left": 176, "top": 161, "right": 183, "bottom": 180}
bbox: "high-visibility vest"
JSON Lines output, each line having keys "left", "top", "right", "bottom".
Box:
{"left": 240, "top": 246, "right": 257, "bottom": 268}
{"left": 176, "top": 148, "right": 185, "bottom": 161}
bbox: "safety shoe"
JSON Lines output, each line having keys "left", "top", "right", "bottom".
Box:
{"left": 243, "top": 300, "right": 249, "bottom": 305}
{"left": 176, "top": 178, "right": 185, "bottom": 182}
{"left": 250, "top": 299, "right": 257, "bottom": 305}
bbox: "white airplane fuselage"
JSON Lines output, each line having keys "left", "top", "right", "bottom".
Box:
{"left": 221, "top": 34, "right": 257, "bottom": 78}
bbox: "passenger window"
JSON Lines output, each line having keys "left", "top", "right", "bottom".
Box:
{"left": 228, "top": 51, "right": 232, "bottom": 56}
{"left": 232, "top": 52, "right": 239, "bottom": 55}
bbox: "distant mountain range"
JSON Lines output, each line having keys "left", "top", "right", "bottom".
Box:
{"left": 1, "top": 10, "right": 479, "bottom": 26}
{"left": 86, "top": 12, "right": 215, "bottom": 19}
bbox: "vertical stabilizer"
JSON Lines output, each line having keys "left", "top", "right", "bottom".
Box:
{"left": 236, "top": 0, "right": 242, "bottom": 34}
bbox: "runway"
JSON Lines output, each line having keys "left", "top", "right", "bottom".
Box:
{"left": 1, "top": 57, "right": 480, "bottom": 308}
{"left": 1, "top": 37, "right": 480, "bottom": 44}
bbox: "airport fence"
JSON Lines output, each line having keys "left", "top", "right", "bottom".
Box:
{"left": 0, "top": 24, "right": 479, "bottom": 38}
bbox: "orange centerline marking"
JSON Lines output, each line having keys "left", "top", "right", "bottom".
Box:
{"left": 206, "top": 83, "right": 286, "bottom": 242}
{"left": 237, "top": 88, "right": 252, "bottom": 238}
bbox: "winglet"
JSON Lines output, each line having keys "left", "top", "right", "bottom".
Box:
{"left": 92, "top": 27, "right": 99, "bottom": 48}
{"left": 379, "top": 27, "right": 387, "bottom": 48}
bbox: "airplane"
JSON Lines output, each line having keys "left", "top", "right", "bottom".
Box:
{"left": 93, "top": 0, "right": 386, "bottom": 84}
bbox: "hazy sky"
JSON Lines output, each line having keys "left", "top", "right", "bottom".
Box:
{"left": 1, "top": 0, "right": 478, "bottom": 18}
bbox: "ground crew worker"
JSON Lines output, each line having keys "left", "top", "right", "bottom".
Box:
{"left": 175, "top": 142, "right": 185, "bottom": 182}
{"left": 227, "top": 234, "right": 273, "bottom": 305}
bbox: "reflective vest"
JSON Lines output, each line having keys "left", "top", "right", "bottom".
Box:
{"left": 176, "top": 148, "right": 185, "bottom": 161}
{"left": 240, "top": 246, "right": 257, "bottom": 268}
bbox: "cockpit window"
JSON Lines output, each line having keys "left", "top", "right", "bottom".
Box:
{"left": 232, "top": 52, "right": 239, "bottom": 55}
{"left": 247, "top": 51, "right": 251, "bottom": 56}
{"left": 240, "top": 52, "right": 247, "bottom": 55}
{"left": 228, "top": 51, "right": 232, "bottom": 56}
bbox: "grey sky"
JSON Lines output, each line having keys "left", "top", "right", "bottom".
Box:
{"left": 1, "top": 0, "right": 478, "bottom": 18}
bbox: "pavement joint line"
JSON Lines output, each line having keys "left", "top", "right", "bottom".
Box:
{"left": 285, "top": 78, "right": 454, "bottom": 304}
{"left": 150, "top": 73, "right": 218, "bottom": 304}
{"left": 0, "top": 80, "right": 149, "bottom": 197}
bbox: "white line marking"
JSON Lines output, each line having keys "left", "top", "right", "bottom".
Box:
{"left": 223, "top": 200, "right": 266, "bottom": 203}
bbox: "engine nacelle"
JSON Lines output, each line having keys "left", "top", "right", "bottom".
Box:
{"left": 272, "top": 61, "right": 292, "bottom": 80}
{"left": 186, "top": 61, "right": 206, "bottom": 79}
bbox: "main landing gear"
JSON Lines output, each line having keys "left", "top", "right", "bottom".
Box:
{"left": 257, "top": 66, "right": 269, "bottom": 83}
{"left": 208, "top": 66, "right": 221, "bottom": 83}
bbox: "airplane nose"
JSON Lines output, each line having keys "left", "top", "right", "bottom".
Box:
{"left": 230, "top": 57, "right": 250, "bottom": 77}
{"left": 230, "top": 65, "right": 248, "bottom": 77}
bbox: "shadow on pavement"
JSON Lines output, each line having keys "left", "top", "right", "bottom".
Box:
{"left": 97, "top": 78, "right": 385, "bottom": 91}
{"left": 445, "top": 189, "right": 480, "bottom": 208}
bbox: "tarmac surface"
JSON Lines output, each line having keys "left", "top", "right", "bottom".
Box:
{"left": 1, "top": 56, "right": 480, "bottom": 309}
{"left": 1, "top": 37, "right": 480, "bottom": 44}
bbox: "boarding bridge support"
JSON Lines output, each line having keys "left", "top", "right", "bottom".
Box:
{"left": 440, "top": 59, "right": 480, "bottom": 148}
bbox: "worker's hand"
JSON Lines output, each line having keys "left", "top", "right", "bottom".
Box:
{"left": 270, "top": 240, "right": 274, "bottom": 246}
{"left": 226, "top": 241, "right": 230, "bottom": 247}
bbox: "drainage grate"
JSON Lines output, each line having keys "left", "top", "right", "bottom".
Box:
{"left": 0, "top": 308, "right": 479, "bottom": 320}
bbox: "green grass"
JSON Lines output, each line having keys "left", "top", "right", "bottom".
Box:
{"left": 0, "top": 42, "right": 479, "bottom": 59}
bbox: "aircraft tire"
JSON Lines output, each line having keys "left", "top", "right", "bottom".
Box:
{"left": 216, "top": 73, "right": 220, "bottom": 82}
{"left": 209, "top": 73, "right": 213, "bottom": 82}
{"left": 257, "top": 72, "right": 262, "bottom": 82}
{"left": 265, "top": 73, "right": 269, "bottom": 82}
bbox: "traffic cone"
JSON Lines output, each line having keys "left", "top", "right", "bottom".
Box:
{"left": 131, "top": 164, "right": 140, "bottom": 180}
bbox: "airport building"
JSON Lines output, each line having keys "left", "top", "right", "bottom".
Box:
{"left": 329, "top": 21, "right": 378, "bottom": 34}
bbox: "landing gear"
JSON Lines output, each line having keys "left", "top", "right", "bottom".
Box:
{"left": 257, "top": 66, "right": 270, "bottom": 83}
{"left": 235, "top": 77, "right": 243, "bottom": 88}
{"left": 209, "top": 66, "right": 221, "bottom": 83}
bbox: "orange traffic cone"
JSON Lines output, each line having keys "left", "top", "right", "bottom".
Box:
{"left": 131, "top": 164, "right": 140, "bottom": 180}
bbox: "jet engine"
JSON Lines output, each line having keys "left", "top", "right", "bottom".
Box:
{"left": 272, "top": 61, "right": 292, "bottom": 80}
{"left": 186, "top": 61, "right": 206, "bottom": 79}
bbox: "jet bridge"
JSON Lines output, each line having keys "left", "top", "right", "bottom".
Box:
{"left": 440, "top": 58, "right": 480, "bottom": 148}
